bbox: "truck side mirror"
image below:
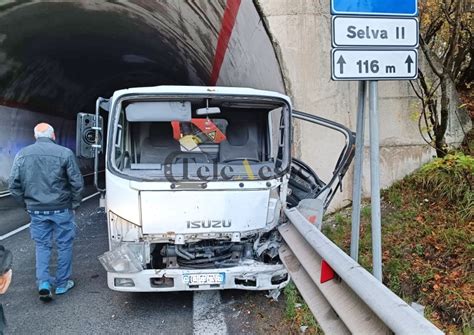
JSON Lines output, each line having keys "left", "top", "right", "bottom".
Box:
{"left": 76, "top": 113, "right": 103, "bottom": 159}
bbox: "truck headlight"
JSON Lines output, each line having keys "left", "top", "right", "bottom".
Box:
{"left": 114, "top": 278, "right": 135, "bottom": 287}
{"left": 109, "top": 211, "right": 142, "bottom": 242}
{"left": 98, "top": 243, "right": 143, "bottom": 273}
{"left": 267, "top": 188, "right": 282, "bottom": 226}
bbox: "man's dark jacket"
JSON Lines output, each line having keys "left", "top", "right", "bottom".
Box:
{"left": 8, "top": 137, "right": 84, "bottom": 211}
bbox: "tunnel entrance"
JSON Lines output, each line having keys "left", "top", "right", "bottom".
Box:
{"left": 0, "top": 0, "right": 285, "bottom": 189}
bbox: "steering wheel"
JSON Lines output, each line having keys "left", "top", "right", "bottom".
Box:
{"left": 222, "top": 157, "right": 260, "bottom": 163}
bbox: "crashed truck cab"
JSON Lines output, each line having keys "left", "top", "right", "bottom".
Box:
{"left": 76, "top": 86, "right": 355, "bottom": 292}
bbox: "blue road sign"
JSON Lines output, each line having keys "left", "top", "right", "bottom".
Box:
{"left": 331, "top": 0, "right": 418, "bottom": 17}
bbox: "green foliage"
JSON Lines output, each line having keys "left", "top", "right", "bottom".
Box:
{"left": 414, "top": 152, "right": 474, "bottom": 220}
{"left": 323, "top": 154, "right": 473, "bottom": 332}
{"left": 284, "top": 282, "right": 298, "bottom": 320}
{"left": 334, "top": 213, "right": 347, "bottom": 225}
{"left": 361, "top": 205, "right": 371, "bottom": 220}
{"left": 284, "top": 283, "right": 321, "bottom": 334}
{"left": 385, "top": 187, "right": 403, "bottom": 207}
{"left": 384, "top": 257, "right": 411, "bottom": 295}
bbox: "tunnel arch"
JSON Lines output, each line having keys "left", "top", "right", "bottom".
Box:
{"left": 0, "top": 0, "right": 285, "bottom": 187}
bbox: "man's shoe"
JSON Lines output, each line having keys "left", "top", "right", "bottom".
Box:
{"left": 55, "top": 280, "right": 75, "bottom": 295}
{"left": 38, "top": 281, "right": 52, "bottom": 302}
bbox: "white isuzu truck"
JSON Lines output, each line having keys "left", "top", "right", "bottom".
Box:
{"left": 76, "top": 86, "right": 354, "bottom": 292}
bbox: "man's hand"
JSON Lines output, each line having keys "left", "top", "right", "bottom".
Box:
{"left": 0, "top": 269, "right": 12, "bottom": 294}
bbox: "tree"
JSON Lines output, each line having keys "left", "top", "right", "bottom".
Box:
{"left": 410, "top": 0, "right": 473, "bottom": 157}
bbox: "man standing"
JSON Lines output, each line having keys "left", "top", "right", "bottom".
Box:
{"left": 8, "top": 123, "right": 84, "bottom": 302}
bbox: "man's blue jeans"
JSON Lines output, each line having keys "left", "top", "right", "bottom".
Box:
{"left": 28, "top": 209, "right": 76, "bottom": 288}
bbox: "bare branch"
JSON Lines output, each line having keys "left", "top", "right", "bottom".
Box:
{"left": 409, "top": 80, "right": 424, "bottom": 100}
{"left": 424, "top": 17, "right": 444, "bottom": 45}
{"left": 428, "top": 79, "right": 441, "bottom": 98}
{"left": 420, "top": 38, "right": 444, "bottom": 78}
{"left": 417, "top": 69, "right": 439, "bottom": 139}
{"left": 414, "top": 0, "right": 469, "bottom": 157}
{"left": 419, "top": 111, "right": 436, "bottom": 146}
{"left": 443, "top": 0, "right": 462, "bottom": 71}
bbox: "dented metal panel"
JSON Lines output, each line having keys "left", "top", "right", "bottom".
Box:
{"left": 107, "top": 261, "right": 288, "bottom": 292}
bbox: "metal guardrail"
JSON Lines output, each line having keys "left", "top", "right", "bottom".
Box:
{"left": 280, "top": 207, "right": 444, "bottom": 335}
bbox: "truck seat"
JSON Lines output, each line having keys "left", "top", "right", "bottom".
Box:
{"left": 219, "top": 121, "right": 260, "bottom": 163}
{"left": 140, "top": 122, "right": 180, "bottom": 163}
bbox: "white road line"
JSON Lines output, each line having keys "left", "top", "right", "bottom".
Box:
{"left": 0, "top": 192, "right": 101, "bottom": 240}
{"left": 81, "top": 192, "right": 100, "bottom": 202}
{"left": 0, "top": 223, "right": 30, "bottom": 241}
{"left": 193, "top": 291, "right": 228, "bottom": 335}
{"left": 82, "top": 170, "right": 105, "bottom": 178}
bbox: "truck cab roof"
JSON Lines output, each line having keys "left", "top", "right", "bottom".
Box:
{"left": 110, "top": 85, "right": 292, "bottom": 107}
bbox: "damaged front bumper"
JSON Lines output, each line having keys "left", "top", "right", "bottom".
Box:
{"left": 107, "top": 261, "right": 289, "bottom": 292}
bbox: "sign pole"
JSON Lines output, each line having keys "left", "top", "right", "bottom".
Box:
{"left": 350, "top": 81, "right": 366, "bottom": 262}
{"left": 331, "top": 0, "right": 418, "bottom": 281}
{"left": 369, "top": 80, "right": 382, "bottom": 281}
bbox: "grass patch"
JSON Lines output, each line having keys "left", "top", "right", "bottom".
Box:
{"left": 414, "top": 152, "right": 473, "bottom": 220}
{"left": 283, "top": 283, "right": 321, "bottom": 334}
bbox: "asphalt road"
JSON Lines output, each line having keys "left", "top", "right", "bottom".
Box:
{"left": 0, "top": 197, "right": 288, "bottom": 334}
{"left": 0, "top": 184, "right": 99, "bottom": 237}
{"left": 0, "top": 195, "right": 30, "bottom": 236}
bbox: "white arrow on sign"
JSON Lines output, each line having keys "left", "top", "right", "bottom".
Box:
{"left": 332, "top": 16, "right": 419, "bottom": 48}
{"left": 331, "top": 49, "right": 418, "bottom": 81}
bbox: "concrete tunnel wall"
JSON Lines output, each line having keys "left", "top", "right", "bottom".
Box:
{"left": 0, "top": 0, "right": 468, "bottom": 208}
{"left": 0, "top": 0, "right": 284, "bottom": 190}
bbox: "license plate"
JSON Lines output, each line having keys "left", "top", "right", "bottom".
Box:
{"left": 183, "top": 273, "right": 225, "bottom": 285}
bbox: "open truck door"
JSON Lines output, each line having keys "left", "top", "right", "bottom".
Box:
{"left": 288, "top": 110, "right": 355, "bottom": 228}
{"left": 76, "top": 98, "right": 109, "bottom": 196}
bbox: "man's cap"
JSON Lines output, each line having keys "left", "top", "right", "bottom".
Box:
{"left": 0, "top": 246, "right": 12, "bottom": 275}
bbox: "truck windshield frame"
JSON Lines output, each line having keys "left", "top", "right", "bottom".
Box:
{"left": 106, "top": 93, "right": 292, "bottom": 182}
